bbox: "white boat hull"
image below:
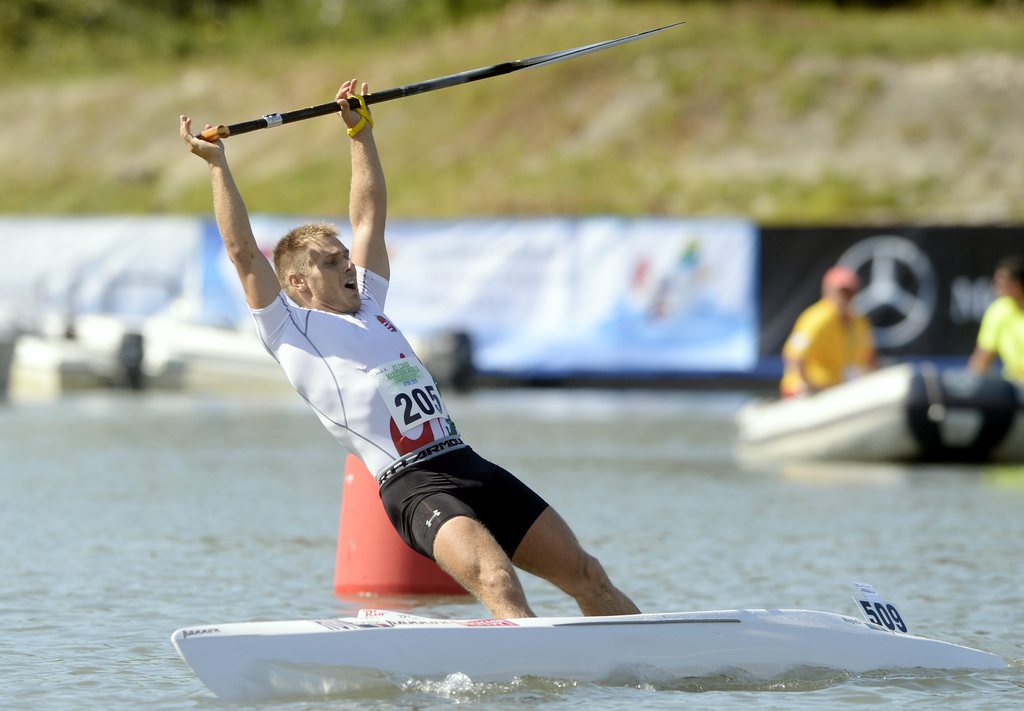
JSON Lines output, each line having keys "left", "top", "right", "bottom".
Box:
{"left": 735, "top": 364, "right": 1024, "bottom": 463}
{"left": 172, "top": 608, "right": 1005, "bottom": 700}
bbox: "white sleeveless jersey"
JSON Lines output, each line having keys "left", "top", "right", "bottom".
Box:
{"left": 250, "top": 267, "right": 461, "bottom": 480}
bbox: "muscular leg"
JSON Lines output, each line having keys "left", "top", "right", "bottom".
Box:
{"left": 432, "top": 515, "right": 536, "bottom": 619}
{"left": 512, "top": 507, "right": 640, "bottom": 616}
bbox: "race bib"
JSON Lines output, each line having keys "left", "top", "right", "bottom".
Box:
{"left": 369, "top": 358, "right": 449, "bottom": 434}
{"left": 852, "top": 582, "right": 910, "bottom": 634}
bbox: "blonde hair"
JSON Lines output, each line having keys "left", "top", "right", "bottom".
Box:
{"left": 273, "top": 222, "right": 339, "bottom": 296}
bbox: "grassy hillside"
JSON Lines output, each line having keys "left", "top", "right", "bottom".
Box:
{"left": 2, "top": 1, "right": 1023, "bottom": 223}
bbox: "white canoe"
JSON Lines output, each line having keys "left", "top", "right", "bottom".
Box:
{"left": 735, "top": 363, "right": 1024, "bottom": 463}
{"left": 172, "top": 605, "right": 1005, "bottom": 700}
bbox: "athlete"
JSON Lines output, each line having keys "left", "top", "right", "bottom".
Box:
{"left": 779, "top": 265, "right": 879, "bottom": 397}
{"left": 968, "top": 255, "right": 1024, "bottom": 385}
{"left": 179, "top": 79, "right": 639, "bottom": 620}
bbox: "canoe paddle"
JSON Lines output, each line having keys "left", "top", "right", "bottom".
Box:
{"left": 195, "top": 21, "right": 683, "bottom": 142}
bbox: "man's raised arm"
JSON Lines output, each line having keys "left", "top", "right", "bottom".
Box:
{"left": 180, "top": 115, "right": 281, "bottom": 310}
{"left": 336, "top": 80, "right": 389, "bottom": 281}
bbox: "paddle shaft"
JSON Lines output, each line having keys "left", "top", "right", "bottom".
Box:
{"left": 198, "top": 62, "right": 529, "bottom": 141}
{"left": 196, "top": 21, "right": 683, "bottom": 141}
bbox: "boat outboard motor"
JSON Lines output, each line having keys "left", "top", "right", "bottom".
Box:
{"left": 418, "top": 330, "right": 475, "bottom": 393}
{"left": 114, "top": 331, "right": 145, "bottom": 390}
{"left": 905, "top": 364, "right": 1018, "bottom": 462}
{"left": 0, "top": 324, "right": 15, "bottom": 401}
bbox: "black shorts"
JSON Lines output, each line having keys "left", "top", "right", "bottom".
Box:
{"left": 378, "top": 446, "right": 549, "bottom": 561}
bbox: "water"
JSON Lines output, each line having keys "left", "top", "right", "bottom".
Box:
{"left": 2, "top": 388, "right": 1022, "bottom": 709}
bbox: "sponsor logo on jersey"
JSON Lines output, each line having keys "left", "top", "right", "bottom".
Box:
{"left": 378, "top": 435, "right": 467, "bottom": 482}
{"left": 390, "top": 417, "right": 438, "bottom": 454}
{"left": 376, "top": 314, "right": 397, "bottom": 332}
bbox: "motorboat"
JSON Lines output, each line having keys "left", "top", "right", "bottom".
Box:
{"left": 735, "top": 364, "right": 1024, "bottom": 463}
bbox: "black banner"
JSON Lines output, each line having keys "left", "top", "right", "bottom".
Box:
{"left": 759, "top": 226, "right": 1024, "bottom": 357}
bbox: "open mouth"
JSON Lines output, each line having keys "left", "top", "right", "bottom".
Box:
{"left": 344, "top": 279, "right": 357, "bottom": 291}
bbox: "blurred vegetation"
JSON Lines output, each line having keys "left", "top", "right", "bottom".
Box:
{"left": 2, "top": 0, "right": 1019, "bottom": 76}
{"left": 3, "top": 0, "right": 506, "bottom": 73}
{"left": 1, "top": 0, "right": 1022, "bottom": 222}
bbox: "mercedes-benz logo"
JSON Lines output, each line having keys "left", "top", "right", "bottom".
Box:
{"left": 837, "top": 236, "right": 938, "bottom": 349}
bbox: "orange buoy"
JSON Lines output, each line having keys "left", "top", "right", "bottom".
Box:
{"left": 334, "top": 454, "right": 465, "bottom": 596}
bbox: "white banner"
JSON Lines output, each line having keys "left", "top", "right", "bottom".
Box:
{"left": 3, "top": 215, "right": 758, "bottom": 375}
{"left": 384, "top": 217, "right": 759, "bottom": 374}
{"left": 216, "top": 215, "right": 758, "bottom": 373}
{"left": 1, "top": 216, "right": 201, "bottom": 332}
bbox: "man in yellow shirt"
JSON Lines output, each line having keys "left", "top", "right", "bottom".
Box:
{"left": 780, "top": 266, "right": 879, "bottom": 397}
{"left": 967, "top": 255, "right": 1024, "bottom": 385}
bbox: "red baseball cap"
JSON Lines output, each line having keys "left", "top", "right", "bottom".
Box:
{"left": 822, "top": 266, "right": 861, "bottom": 291}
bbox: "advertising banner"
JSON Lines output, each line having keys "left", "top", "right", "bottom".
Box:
{"left": 759, "top": 226, "right": 1024, "bottom": 358}
{"left": 2, "top": 216, "right": 201, "bottom": 331}
{"left": 204, "top": 216, "right": 760, "bottom": 376}
{"left": 385, "top": 217, "right": 759, "bottom": 375}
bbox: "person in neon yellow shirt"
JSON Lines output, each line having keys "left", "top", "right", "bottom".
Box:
{"left": 968, "top": 255, "right": 1024, "bottom": 385}
{"left": 780, "top": 266, "right": 879, "bottom": 398}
